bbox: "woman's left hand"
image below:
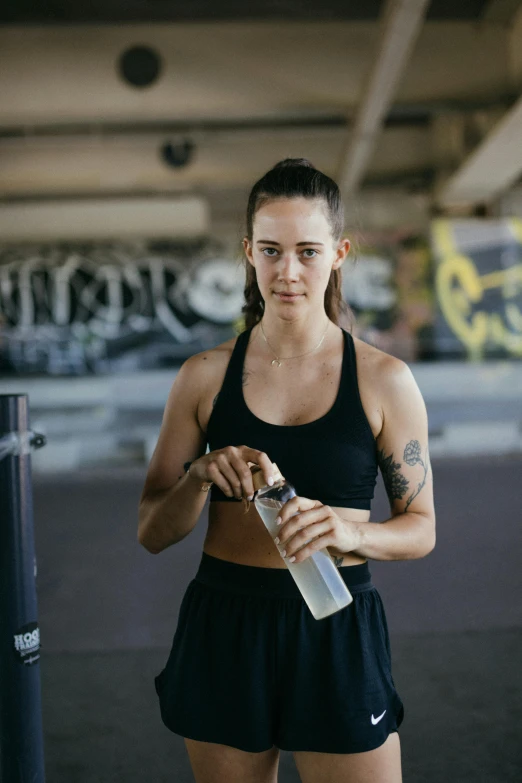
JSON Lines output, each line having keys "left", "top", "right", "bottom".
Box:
{"left": 273, "top": 496, "right": 362, "bottom": 563}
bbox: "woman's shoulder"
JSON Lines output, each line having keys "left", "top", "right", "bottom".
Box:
{"left": 178, "top": 333, "right": 241, "bottom": 395}
{"left": 351, "top": 333, "right": 409, "bottom": 381}
{"left": 351, "top": 334, "right": 419, "bottom": 422}
{"left": 180, "top": 334, "right": 244, "bottom": 433}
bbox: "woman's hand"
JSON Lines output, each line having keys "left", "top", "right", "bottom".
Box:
{"left": 189, "top": 445, "right": 275, "bottom": 500}
{"left": 274, "top": 496, "right": 362, "bottom": 562}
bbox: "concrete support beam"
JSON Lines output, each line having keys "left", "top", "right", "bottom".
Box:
{"left": 437, "top": 91, "right": 522, "bottom": 208}
{"left": 337, "top": 0, "right": 431, "bottom": 193}
{"left": 509, "top": 4, "right": 522, "bottom": 86}
{"left": 482, "top": 0, "right": 522, "bottom": 24}
{"left": 0, "top": 197, "right": 209, "bottom": 241}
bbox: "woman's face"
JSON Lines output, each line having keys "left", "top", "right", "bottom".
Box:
{"left": 244, "top": 197, "right": 350, "bottom": 317}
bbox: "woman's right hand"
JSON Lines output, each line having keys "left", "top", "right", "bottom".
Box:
{"left": 188, "top": 446, "right": 275, "bottom": 500}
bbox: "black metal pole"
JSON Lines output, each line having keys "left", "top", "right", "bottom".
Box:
{"left": 0, "top": 394, "right": 46, "bottom": 782}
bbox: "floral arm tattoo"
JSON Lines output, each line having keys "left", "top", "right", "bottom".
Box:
{"left": 378, "top": 439, "right": 430, "bottom": 512}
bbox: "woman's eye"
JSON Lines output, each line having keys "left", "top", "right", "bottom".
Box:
{"left": 260, "top": 247, "right": 317, "bottom": 259}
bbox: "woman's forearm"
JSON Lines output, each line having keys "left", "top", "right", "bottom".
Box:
{"left": 350, "top": 512, "right": 436, "bottom": 561}
{"left": 138, "top": 471, "right": 209, "bottom": 554}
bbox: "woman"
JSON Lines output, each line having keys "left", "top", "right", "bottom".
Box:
{"left": 138, "top": 159, "right": 436, "bottom": 783}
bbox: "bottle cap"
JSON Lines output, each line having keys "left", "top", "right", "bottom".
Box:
{"left": 250, "top": 462, "right": 284, "bottom": 491}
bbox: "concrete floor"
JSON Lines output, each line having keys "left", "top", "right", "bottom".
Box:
{"left": 28, "top": 456, "right": 522, "bottom": 781}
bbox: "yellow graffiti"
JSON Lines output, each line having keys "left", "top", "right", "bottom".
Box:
{"left": 435, "top": 251, "right": 489, "bottom": 360}
{"left": 510, "top": 219, "right": 522, "bottom": 245}
{"left": 480, "top": 266, "right": 522, "bottom": 293}
{"left": 432, "top": 220, "right": 522, "bottom": 360}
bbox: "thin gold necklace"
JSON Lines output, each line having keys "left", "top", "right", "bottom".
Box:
{"left": 259, "top": 319, "right": 330, "bottom": 367}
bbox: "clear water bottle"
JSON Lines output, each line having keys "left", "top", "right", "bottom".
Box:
{"left": 251, "top": 464, "right": 353, "bottom": 620}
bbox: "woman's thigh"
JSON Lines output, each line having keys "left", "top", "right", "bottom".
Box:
{"left": 184, "top": 738, "right": 280, "bottom": 783}
{"left": 293, "top": 731, "right": 402, "bottom": 783}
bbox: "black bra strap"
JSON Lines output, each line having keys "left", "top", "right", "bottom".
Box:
{"left": 342, "top": 329, "right": 368, "bottom": 416}
{"left": 218, "top": 327, "right": 251, "bottom": 401}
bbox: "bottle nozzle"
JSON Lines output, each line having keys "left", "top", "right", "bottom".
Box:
{"left": 250, "top": 462, "right": 284, "bottom": 491}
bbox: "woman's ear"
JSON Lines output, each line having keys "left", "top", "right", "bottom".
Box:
{"left": 333, "top": 238, "right": 350, "bottom": 270}
{"left": 243, "top": 237, "right": 255, "bottom": 267}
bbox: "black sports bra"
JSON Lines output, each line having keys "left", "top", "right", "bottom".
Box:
{"left": 206, "top": 325, "right": 378, "bottom": 509}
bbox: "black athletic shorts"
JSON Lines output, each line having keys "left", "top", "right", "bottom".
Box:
{"left": 154, "top": 552, "right": 404, "bottom": 754}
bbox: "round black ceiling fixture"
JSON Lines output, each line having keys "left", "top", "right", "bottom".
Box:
{"left": 119, "top": 45, "right": 162, "bottom": 88}
{"left": 161, "top": 140, "right": 195, "bottom": 169}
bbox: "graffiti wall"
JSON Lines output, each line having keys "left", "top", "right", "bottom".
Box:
{"left": 0, "top": 235, "right": 435, "bottom": 375}
{"left": 0, "top": 241, "right": 246, "bottom": 375}
{"left": 2, "top": 221, "right": 519, "bottom": 374}
{"left": 431, "top": 219, "right": 522, "bottom": 360}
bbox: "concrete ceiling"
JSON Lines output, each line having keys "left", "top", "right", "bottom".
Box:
{"left": 1, "top": 0, "right": 522, "bottom": 237}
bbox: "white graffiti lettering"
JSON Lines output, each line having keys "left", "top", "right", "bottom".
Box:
{"left": 0, "top": 244, "right": 245, "bottom": 372}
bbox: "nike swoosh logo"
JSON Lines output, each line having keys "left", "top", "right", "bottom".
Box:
{"left": 371, "top": 710, "right": 387, "bottom": 725}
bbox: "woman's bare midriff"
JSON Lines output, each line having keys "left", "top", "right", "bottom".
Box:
{"left": 203, "top": 500, "right": 369, "bottom": 568}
